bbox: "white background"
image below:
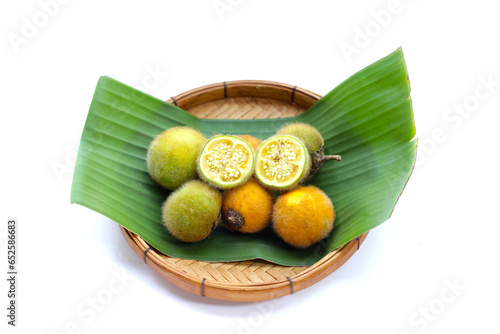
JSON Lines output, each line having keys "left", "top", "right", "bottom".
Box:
{"left": 2, "top": 0, "right": 500, "bottom": 333}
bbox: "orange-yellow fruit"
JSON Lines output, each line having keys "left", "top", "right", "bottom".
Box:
{"left": 222, "top": 178, "right": 273, "bottom": 233}
{"left": 272, "top": 185, "right": 335, "bottom": 248}
{"left": 237, "top": 135, "right": 262, "bottom": 152}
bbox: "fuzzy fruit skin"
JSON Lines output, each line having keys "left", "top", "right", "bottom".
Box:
{"left": 147, "top": 126, "right": 207, "bottom": 190}
{"left": 273, "top": 185, "right": 335, "bottom": 248}
{"left": 276, "top": 122, "right": 324, "bottom": 154}
{"left": 255, "top": 135, "right": 311, "bottom": 192}
{"left": 162, "top": 180, "right": 222, "bottom": 242}
{"left": 237, "top": 135, "right": 262, "bottom": 152}
{"left": 222, "top": 178, "right": 273, "bottom": 233}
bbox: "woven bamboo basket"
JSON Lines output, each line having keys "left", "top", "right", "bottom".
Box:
{"left": 120, "top": 80, "right": 369, "bottom": 302}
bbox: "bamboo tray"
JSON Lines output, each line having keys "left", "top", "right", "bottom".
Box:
{"left": 120, "top": 80, "right": 369, "bottom": 302}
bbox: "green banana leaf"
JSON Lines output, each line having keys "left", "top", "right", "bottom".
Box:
{"left": 71, "top": 48, "right": 416, "bottom": 266}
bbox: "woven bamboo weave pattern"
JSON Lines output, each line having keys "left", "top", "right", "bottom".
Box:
{"left": 160, "top": 256, "right": 307, "bottom": 284}
{"left": 188, "top": 97, "right": 304, "bottom": 119}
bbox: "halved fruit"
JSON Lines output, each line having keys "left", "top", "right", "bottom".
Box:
{"left": 255, "top": 135, "right": 311, "bottom": 191}
{"left": 197, "top": 135, "right": 255, "bottom": 189}
{"left": 276, "top": 122, "right": 341, "bottom": 179}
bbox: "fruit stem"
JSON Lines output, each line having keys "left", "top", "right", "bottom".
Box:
{"left": 309, "top": 146, "right": 341, "bottom": 178}
{"left": 322, "top": 154, "right": 342, "bottom": 162}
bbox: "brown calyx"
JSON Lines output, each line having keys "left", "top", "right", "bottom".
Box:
{"left": 225, "top": 208, "right": 245, "bottom": 230}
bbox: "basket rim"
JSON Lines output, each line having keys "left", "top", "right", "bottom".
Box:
{"left": 166, "top": 79, "right": 323, "bottom": 111}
